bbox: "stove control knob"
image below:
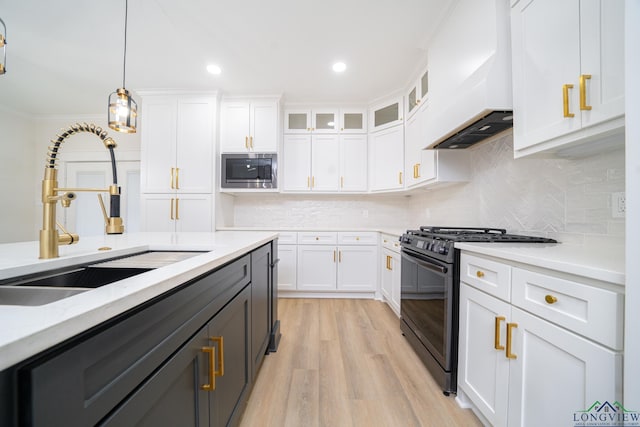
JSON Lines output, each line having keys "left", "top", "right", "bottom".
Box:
{"left": 440, "top": 246, "right": 449, "bottom": 255}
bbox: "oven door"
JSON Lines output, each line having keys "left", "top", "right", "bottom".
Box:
{"left": 400, "top": 247, "right": 455, "bottom": 371}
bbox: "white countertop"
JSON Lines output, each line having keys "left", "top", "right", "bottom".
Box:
{"left": 455, "top": 241, "right": 625, "bottom": 286}
{"left": 0, "top": 231, "right": 278, "bottom": 370}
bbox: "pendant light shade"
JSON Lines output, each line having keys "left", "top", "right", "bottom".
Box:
{"left": 108, "top": 0, "right": 137, "bottom": 133}
{"left": 0, "top": 17, "right": 7, "bottom": 75}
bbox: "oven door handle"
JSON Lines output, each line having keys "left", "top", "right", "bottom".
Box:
{"left": 401, "top": 251, "right": 448, "bottom": 274}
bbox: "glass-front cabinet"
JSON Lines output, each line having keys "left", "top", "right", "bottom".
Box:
{"left": 406, "top": 67, "right": 429, "bottom": 119}
{"left": 284, "top": 108, "right": 366, "bottom": 134}
{"left": 370, "top": 96, "right": 404, "bottom": 132}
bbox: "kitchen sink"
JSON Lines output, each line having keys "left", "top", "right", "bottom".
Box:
{"left": 0, "top": 286, "right": 90, "bottom": 306}
{"left": 0, "top": 251, "right": 205, "bottom": 306}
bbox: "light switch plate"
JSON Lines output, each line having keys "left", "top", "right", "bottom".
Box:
{"left": 611, "top": 192, "right": 626, "bottom": 218}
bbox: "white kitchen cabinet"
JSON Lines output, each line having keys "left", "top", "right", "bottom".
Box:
{"left": 458, "top": 252, "right": 623, "bottom": 427}
{"left": 381, "top": 235, "right": 401, "bottom": 316}
{"left": 284, "top": 108, "right": 366, "bottom": 134}
{"left": 140, "top": 95, "right": 215, "bottom": 194}
{"left": 511, "top": 0, "right": 625, "bottom": 157}
{"left": 339, "top": 109, "right": 367, "bottom": 134}
{"left": 369, "top": 97, "right": 404, "bottom": 132}
{"left": 311, "top": 134, "right": 340, "bottom": 191}
{"left": 369, "top": 124, "right": 404, "bottom": 192}
{"left": 277, "top": 232, "right": 297, "bottom": 291}
{"left": 296, "top": 232, "right": 377, "bottom": 292}
{"left": 339, "top": 135, "right": 368, "bottom": 191}
{"left": 220, "top": 99, "right": 279, "bottom": 152}
{"left": 282, "top": 134, "right": 312, "bottom": 191}
{"left": 283, "top": 134, "right": 367, "bottom": 192}
{"left": 405, "top": 67, "right": 429, "bottom": 119}
{"left": 140, "top": 194, "right": 212, "bottom": 232}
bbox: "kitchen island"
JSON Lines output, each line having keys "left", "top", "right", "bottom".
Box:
{"left": 0, "top": 231, "right": 279, "bottom": 427}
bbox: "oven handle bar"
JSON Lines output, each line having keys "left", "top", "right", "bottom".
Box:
{"left": 401, "top": 250, "right": 448, "bottom": 274}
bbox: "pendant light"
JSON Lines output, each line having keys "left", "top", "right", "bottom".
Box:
{"left": 108, "top": 0, "right": 137, "bottom": 133}
{"left": 0, "top": 17, "right": 7, "bottom": 75}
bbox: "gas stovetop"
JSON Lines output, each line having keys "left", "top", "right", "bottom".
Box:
{"left": 400, "top": 226, "right": 557, "bottom": 262}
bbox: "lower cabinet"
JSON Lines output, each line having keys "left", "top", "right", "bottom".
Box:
{"left": 296, "top": 232, "right": 377, "bottom": 292}
{"left": 10, "top": 244, "right": 277, "bottom": 427}
{"left": 101, "top": 285, "right": 251, "bottom": 427}
{"left": 380, "top": 235, "right": 401, "bottom": 316}
{"left": 458, "top": 252, "right": 623, "bottom": 427}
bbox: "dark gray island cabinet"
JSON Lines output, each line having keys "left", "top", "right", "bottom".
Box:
{"left": 0, "top": 240, "right": 278, "bottom": 427}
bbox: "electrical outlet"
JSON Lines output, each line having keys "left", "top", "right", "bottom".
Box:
{"left": 611, "top": 192, "right": 626, "bottom": 218}
{"left": 361, "top": 209, "right": 369, "bottom": 218}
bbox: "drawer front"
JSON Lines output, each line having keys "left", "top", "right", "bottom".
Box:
{"left": 277, "top": 231, "right": 297, "bottom": 245}
{"left": 381, "top": 234, "right": 401, "bottom": 253}
{"left": 460, "top": 253, "right": 511, "bottom": 302}
{"left": 338, "top": 231, "right": 378, "bottom": 245}
{"left": 298, "top": 231, "right": 338, "bottom": 245}
{"left": 511, "top": 268, "right": 624, "bottom": 350}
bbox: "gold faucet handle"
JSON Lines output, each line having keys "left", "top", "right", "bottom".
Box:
{"left": 97, "top": 194, "right": 125, "bottom": 234}
{"left": 55, "top": 221, "right": 79, "bottom": 245}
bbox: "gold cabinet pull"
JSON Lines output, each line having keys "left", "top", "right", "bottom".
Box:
{"left": 201, "top": 346, "right": 216, "bottom": 391}
{"left": 170, "top": 168, "right": 175, "bottom": 189}
{"left": 545, "top": 294, "right": 558, "bottom": 304}
{"left": 341, "top": 176, "right": 344, "bottom": 188}
{"left": 245, "top": 136, "right": 249, "bottom": 149}
{"left": 506, "top": 323, "right": 518, "bottom": 359}
{"left": 399, "top": 172, "right": 403, "bottom": 185}
{"left": 563, "top": 84, "right": 575, "bottom": 118}
{"left": 386, "top": 255, "right": 393, "bottom": 270}
{"left": 170, "top": 198, "right": 175, "bottom": 220}
{"left": 579, "top": 74, "right": 592, "bottom": 111}
{"left": 175, "top": 168, "right": 180, "bottom": 189}
{"left": 175, "top": 198, "right": 180, "bottom": 220}
{"left": 249, "top": 136, "right": 254, "bottom": 149}
{"left": 307, "top": 176, "right": 310, "bottom": 188}
{"left": 476, "top": 270, "right": 485, "bottom": 278}
{"left": 201, "top": 336, "right": 224, "bottom": 391}
{"left": 312, "top": 176, "right": 315, "bottom": 188}
{"left": 333, "top": 250, "right": 337, "bottom": 262}
{"left": 494, "top": 316, "right": 505, "bottom": 350}
{"left": 339, "top": 250, "right": 342, "bottom": 263}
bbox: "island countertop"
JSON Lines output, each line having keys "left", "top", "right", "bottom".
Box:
{"left": 0, "top": 231, "right": 278, "bottom": 370}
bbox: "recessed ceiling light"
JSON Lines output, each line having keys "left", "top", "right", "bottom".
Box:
{"left": 332, "top": 62, "right": 346, "bottom": 73}
{"left": 206, "top": 64, "right": 222, "bottom": 75}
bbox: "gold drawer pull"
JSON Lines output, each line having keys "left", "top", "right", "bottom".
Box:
{"left": 545, "top": 295, "right": 558, "bottom": 304}
{"left": 201, "top": 346, "right": 216, "bottom": 391}
{"left": 476, "top": 270, "right": 485, "bottom": 278}
{"left": 494, "top": 316, "right": 505, "bottom": 350}
{"left": 506, "top": 323, "right": 518, "bottom": 359}
{"left": 579, "top": 74, "right": 592, "bottom": 111}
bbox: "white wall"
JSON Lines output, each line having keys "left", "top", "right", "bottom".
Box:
{"left": 0, "top": 106, "right": 38, "bottom": 243}
{"left": 408, "top": 134, "right": 625, "bottom": 243}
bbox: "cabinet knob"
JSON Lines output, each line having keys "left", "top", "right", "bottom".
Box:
{"left": 476, "top": 270, "right": 485, "bottom": 278}
{"left": 356, "top": 237, "right": 360, "bottom": 241}
{"left": 315, "top": 237, "right": 319, "bottom": 241}
{"left": 544, "top": 294, "right": 558, "bottom": 304}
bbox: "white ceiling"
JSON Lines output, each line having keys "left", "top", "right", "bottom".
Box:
{"left": 0, "top": 0, "right": 454, "bottom": 116}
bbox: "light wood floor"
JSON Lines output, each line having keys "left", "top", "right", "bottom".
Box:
{"left": 239, "top": 298, "right": 481, "bottom": 427}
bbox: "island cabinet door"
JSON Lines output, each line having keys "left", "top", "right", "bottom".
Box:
{"left": 250, "top": 243, "right": 272, "bottom": 382}
{"left": 99, "top": 327, "right": 210, "bottom": 426}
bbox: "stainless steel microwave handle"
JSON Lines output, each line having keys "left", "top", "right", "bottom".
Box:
{"left": 401, "top": 251, "right": 448, "bottom": 274}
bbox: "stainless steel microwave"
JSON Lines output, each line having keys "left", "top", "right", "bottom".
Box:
{"left": 221, "top": 153, "right": 277, "bottom": 189}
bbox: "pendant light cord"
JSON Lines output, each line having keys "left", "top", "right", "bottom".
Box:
{"left": 122, "top": 0, "right": 128, "bottom": 88}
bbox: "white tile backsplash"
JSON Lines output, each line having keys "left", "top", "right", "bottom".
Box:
{"left": 232, "top": 134, "right": 625, "bottom": 243}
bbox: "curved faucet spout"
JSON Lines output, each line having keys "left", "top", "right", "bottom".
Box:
{"left": 40, "top": 123, "right": 124, "bottom": 259}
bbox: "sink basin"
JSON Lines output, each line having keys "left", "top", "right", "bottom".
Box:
{"left": 8, "top": 267, "right": 152, "bottom": 289}
{"left": 0, "top": 286, "right": 89, "bottom": 306}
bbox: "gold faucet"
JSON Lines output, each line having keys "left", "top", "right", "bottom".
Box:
{"left": 40, "top": 123, "right": 124, "bottom": 259}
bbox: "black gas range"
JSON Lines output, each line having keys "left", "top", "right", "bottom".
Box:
{"left": 399, "top": 226, "right": 557, "bottom": 395}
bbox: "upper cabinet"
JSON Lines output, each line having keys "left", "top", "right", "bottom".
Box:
{"left": 284, "top": 108, "right": 366, "bottom": 134}
{"left": 369, "top": 125, "right": 404, "bottom": 192}
{"left": 220, "top": 98, "right": 280, "bottom": 152}
{"left": 369, "top": 97, "right": 404, "bottom": 132}
{"left": 406, "top": 67, "right": 429, "bottom": 119}
{"left": 140, "top": 94, "right": 216, "bottom": 194}
{"left": 510, "top": 0, "right": 625, "bottom": 157}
